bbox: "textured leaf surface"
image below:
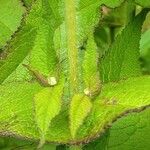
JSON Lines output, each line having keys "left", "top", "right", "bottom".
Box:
{"left": 0, "top": 82, "right": 43, "bottom": 137}
{"left": 0, "top": 0, "right": 124, "bottom": 84}
{"left": 107, "top": 108, "right": 150, "bottom": 150}
{"left": 140, "top": 29, "right": 150, "bottom": 73}
{"left": 70, "top": 94, "right": 92, "bottom": 138}
{"left": 0, "top": 0, "right": 24, "bottom": 48}
{"left": 83, "top": 109, "right": 150, "bottom": 150}
{"left": 0, "top": 76, "right": 150, "bottom": 143}
{"left": 76, "top": 76, "right": 150, "bottom": 142}
{"left": 82, "top": 34, "right": 101, "bottom": 97}
{"left": 34, "top": 84, "right": 64, "bottom": 145}
{"left": 100, "top": 9, "right": 148, "bottom": 83}
{"left": 1, "top": 0, "right": 126, "bottom": 85}
{"left": 0, "top": 26, "right": 37, "bottom": 84}
{"left": 0, "top": 137, "right": 57, "bottom": 150}
{"left": 54, "top": 0, "right": 124, "bottom": 94}
{"left": 29, "top": 0, "right": 61, "bottom": 76}
{"left": 135, "top": 0, "right": 150, "bottom": 8}
{"left": 0, "top": 0, "right": 61, "bottom": 84}
{"left": 0, "top": 0, "right": 150, "bottom": 147}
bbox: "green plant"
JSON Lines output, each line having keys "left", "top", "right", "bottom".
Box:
{"left": 0, "top": 0, "right": 150, "bottom": 149}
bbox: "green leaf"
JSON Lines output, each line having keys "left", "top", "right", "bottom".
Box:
{"left": 0, "top": 137, "right": 57, "bottom": 150}
{"left": 70, "top": 94, "right": 92, "bottom": 138}
{"left": 34, "top": 83, "right": 64, "bottom": 146}
{"left": 29, "top": 0, "right": 61, "bottom": 76}
{"left": 0, "top": 0, "right": 61, "bottom": 84}
{"left": 0, "top": 0, "right": 149, "bottom": 146}
{"left": 0, "top": 76, "right": 150, "bottom": 143}
{"left": 100, "top": 9, "right": 148, "bottom": 83}
{"left": 83, "top": 109, "right": 150, "bottom": 150}
{"left": 76, "top": 76, "right": 150, "bottom": 142}
{"left": 0, "top": 0, "right": 24, "bottom": 48}
{"left": 135, "top": 0, "right": 150, "bottom": 8}
{"left": 140, "top": 29, "right": 150, "bottom": 51}
{"left": 82, "top": 34, "right": 101, "bottom": 97}
{"left": 106, "top": 108, "right": 150, "bottom": 150}
{"left": 0, "top": 0, "right": 124, "bottom": 84}
{"left": 0, "top": 82, "right": 42, "bottom": 134}
{"left": 140, "top": 29, "right": 150, "bottom": 73}
{"left": 0, "top": 26, "right": 37, "bottom": 84}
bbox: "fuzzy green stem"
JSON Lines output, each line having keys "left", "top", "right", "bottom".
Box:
{"left": 65, "top": 0, "right": 78, "bottom": 93}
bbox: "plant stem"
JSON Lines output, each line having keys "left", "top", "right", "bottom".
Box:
{"left": 65, "top": 0, "right": 78, "bottom": 93}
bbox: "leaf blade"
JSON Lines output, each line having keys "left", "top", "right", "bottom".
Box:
{"left": 70, "top": 94, "right": 92, "bottom": 138}
{"left": 0, "top": 0, "right": 24, "bottom": 48}
{"left": 0, "top": 76, "right": 150, "bottom": 143}
{"left": 0, "top": 0, "right": 61, "bottom": 83}
{"left": 34, "top": 83, "right": 64, "bottom": 146}
{"left": 82, "top": 34, "right": 101, "bottom": 97}
{"left": 100, "top": 9, "right": 149, "bottom": 83}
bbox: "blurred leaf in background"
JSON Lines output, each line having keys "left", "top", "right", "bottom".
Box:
{"left": 0, "top": 137, "right": 57, "bottom": 150}
{"left": 140, "top": 13, "right": 150, "bottom": 74}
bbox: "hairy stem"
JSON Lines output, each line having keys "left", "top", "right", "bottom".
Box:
{"left": 65, "top": 0, "right": 78, "bottom": 93}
